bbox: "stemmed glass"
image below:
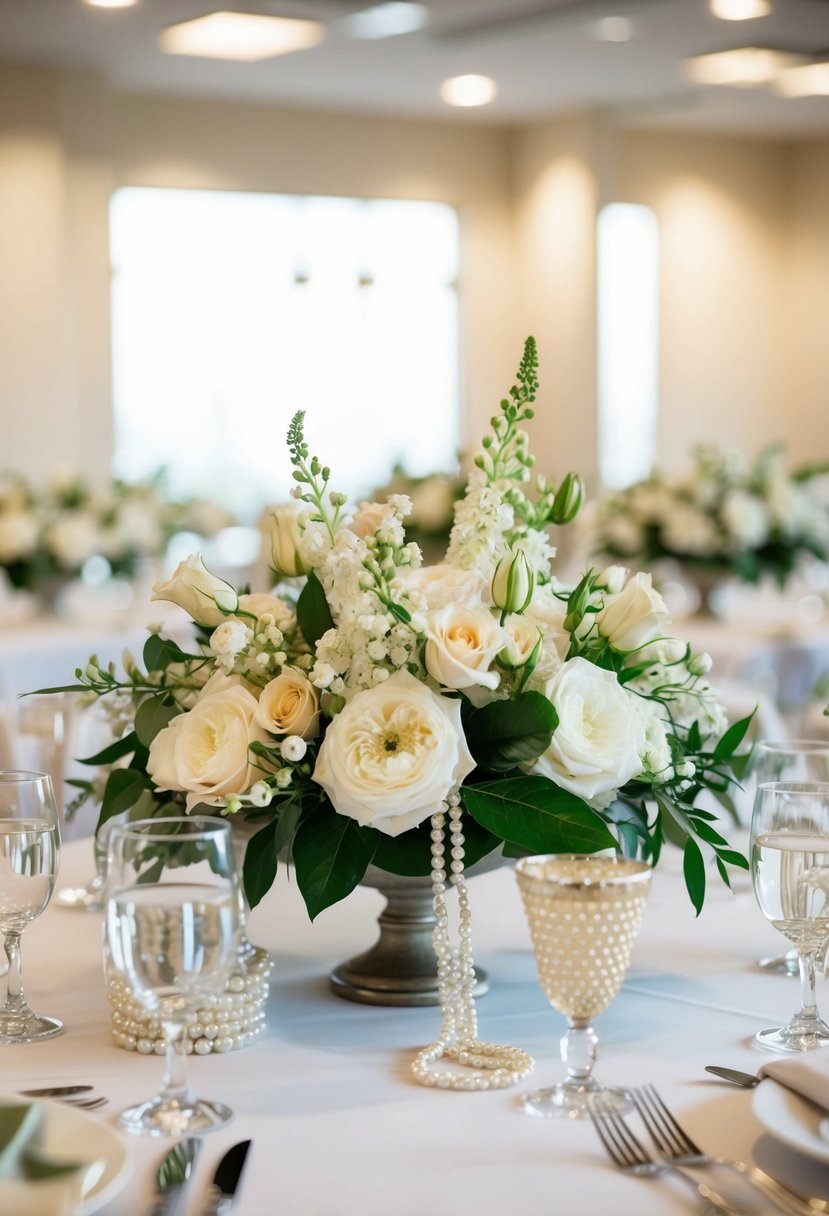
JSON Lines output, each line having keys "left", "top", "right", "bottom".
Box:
{"left": 516, "top": 854, "right": 651, "bottom": 1118}
{"left": 750, "top": 781, "right": 829, "bottom": 1052}
{"left": 105, "top": 816, "right": 240, "bottom": 1135}
{"left": 0, "top": 771, "right": 63, "bottom": 1042}
{"left": 752, "top": 742, "right": 829, "bottom": 977}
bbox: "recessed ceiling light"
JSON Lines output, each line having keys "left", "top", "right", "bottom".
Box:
{"left": 709, "top": 0, "right": 772, "bottom": 19}
{"left": 83, "top": 0, "right": 140, "bottom": 7}
{"left": 159, "top": 12, "right": 324, "bottom": 61}
{"left": 684, "top": 46, "right": 804, "bottom": 86}
{"left": 593, "top": 16, "right": 632, "bottom": 42}
{"left": 342, "top": 2, "right": 427, "bottom": 39}
{"left": 775, "top": 61, "right": 829, "bottom": 96}
{"left": 440, "top": 74, "right": 497, "bottom": 107}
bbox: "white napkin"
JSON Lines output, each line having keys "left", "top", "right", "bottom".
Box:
{"left": 758, "top": 1051, "right": 829, "bottom": 1112}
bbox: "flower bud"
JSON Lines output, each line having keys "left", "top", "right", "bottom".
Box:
{"left": 688, "top": 651, "right": 713, "bottom": 676}
{"left": 550, "top": 473, "right": 585, "bottom": 524}
{"left": 267, "top": 504, "right": 307, "bottom": 578}
{"left": 491, "top": 548, "right": 534, "bottom": 617}
{"left": 151, "top": 553, "right": 238, "bottom": 627}
{"left": 280, "top": 735, "right": 308, "bottom": 763}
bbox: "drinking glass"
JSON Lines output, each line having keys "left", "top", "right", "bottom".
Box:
{"left": 0, "top": 771, "right": 63, "bottom": 1042}
{"left": 516, "top": 854, "right": 651, "bottom": 1118}
{"left": 105, "top": 816, "right": 240, "bottom": 1135}
{"left": 750, "top": 781, "right": 829, "bottom": 1052}
{"left": 752, "top": 742, "right": 829, "bottom": 977}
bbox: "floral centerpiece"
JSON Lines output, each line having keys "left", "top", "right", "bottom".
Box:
{"left": 0, "top": 470, "right": 232, "bottom": 593}
{"left": 45, "top": 340, "right": 749, "bottom": 1086}
{"left": 369, "top": 464, "right": 466, "bottom": 558}
{"left": 590, "top": 444, "right": 829, "bottom": 590}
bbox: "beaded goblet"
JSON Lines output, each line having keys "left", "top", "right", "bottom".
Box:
{"left": 516, "top": 854, "right": 651, "bottom": 1119}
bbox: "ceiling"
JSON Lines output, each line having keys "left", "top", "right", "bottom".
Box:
{"left": 1, "top": 0, "right": 828, "bottom": 136}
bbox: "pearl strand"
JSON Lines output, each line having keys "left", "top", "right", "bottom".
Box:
{"left": 412, "top": 795, "right": 533, "bottom": 1091}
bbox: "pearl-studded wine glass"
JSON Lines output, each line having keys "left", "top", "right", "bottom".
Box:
{"left": 516, "top": 854, "right": 651, "bottom": 1118}
{"left": 105, "top": 816, "right": 240, "bottom": 1136}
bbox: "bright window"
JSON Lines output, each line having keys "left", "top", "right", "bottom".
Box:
{"left": 597, "top": 203, "right": 659, "bottom": 489}
{"left": 110, "top": 188, "right": 459, "bottom": 517}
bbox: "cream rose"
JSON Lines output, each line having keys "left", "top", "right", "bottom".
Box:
{"left": 500, "top": 614, "right": 543, "bottom": 669}
{"left": 394, "top": 564, "right": 489, "bottom": 611}
{"left": 312, "top": 669, "right": 475, "bottom": 836}
{"left": 147, "top": 680, "right": 268, "bottom": 812}
{"left": 255, "top": 669, "right": 320, "bottom": 739}
{"left": 152, "top": 553, "right": 238, "bottom": 627}
{"left": 424, "top": 603, "right": 505, "bottom": 691}
{"left": 596, "top": 572, "right": 670, "bottom": 652}
{"left": 267, "top": 504, "right": 307, "bottom": 578}
{"left": 238, "top": 592, "right": 294, "bottom": 627}
{"left": 531, "top": 657, "right": 646, "bottom": 801}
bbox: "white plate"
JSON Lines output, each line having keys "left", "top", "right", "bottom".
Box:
{"left": 752, "top": 1078, "right": 829, "bottom": 1165}
{"left": 0, "top": 1093, "right": 132, "bottom": 1216}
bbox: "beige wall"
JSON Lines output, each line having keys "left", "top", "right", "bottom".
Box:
{"left": 1, "top": 64, "right": 827, "bottom": 492}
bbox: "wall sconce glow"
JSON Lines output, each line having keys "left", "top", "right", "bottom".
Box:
{"left": 83, "top": 0, "right": 140, "bottom": 7}
{"left": 775, "top": 61, "right": 829, "bottom": 96}
{"left": 597, "top": 204, "right": 659, "bottom": 490}
{"left": 709, "top": 0, "right": 771, "bottom": 19}
{"left": 159, "top": 12, "right": 324, "bottom": 61}
{"left": 440, "top": 75, "right": 497, "bottom": 107}
{"left": 593, "top": 16, "right": 632, "bottom": 42}
{"left": 685, "top": 46, "right": 803, "bottom": 86}
{"left": 343, "top": 3, "right": 427, "bottom": 39}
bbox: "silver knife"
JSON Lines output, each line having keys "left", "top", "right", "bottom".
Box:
{"left": 149, "top": 1137, "right": 202, "bottom": 1216}
{"left": 705, "top": 1065, "right": 761, "bottom": 1088}
{"left": 202, "top": 1140, "right": 251, "bottom": 1216}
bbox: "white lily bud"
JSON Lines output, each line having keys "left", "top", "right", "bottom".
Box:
{"left": 491, "top": 548, "right": 534, "bottom": 617}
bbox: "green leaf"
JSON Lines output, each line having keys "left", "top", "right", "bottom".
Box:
{"left": 463, "top": 776, "right": 617, "bottom": 855}
{"left": 99, "top": 768, "right": 151, "bottom": 826}
{"left": 296, "top": 571, "right": 335, "bottom": 650}
{"left": 134, "top": 695, "right": 180, "bottom": 748}
{"left": 143, "top": 634, "right": 201, "bottom": 672}
{"left": 716, "top": 847, "right": 749, "bottom": 870}
{"left": 371, "top": 814, "right": 501, "bottom": 877}
{"left": 242, "top": 819, "right": 279, "bottom": 910}
{"left": 715, "top": 856, "right": 733, "bottom": 890}
{"left": 683, "top": 837, "right": 706, "bottom": 917}
{"left": 465, "top": 692, "right": 558, "bottom": 773}
{"left": 713, "top": 714, "right": 754, "bottom": 762}
{"left": 687, "top": 719, "right": 702, "bottom": 753}
{"left": 292, "top": 804, "right": 376, "bottom": 920}
{"left": 78, "top": 731, "right": 138, "bottom": 767}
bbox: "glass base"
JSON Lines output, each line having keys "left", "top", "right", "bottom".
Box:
{"left": 522, "top": 1080, "right": 632, "bottom": 1119}
{"left": 758, "top": 951, "right": 799, "bottom": 977}
{"left": 118, "top": 1095, "right": 233, "bottom": 1137}
{"left": 0, "top": 1011, "right": 64, "bottom": 1043}
{"left": 57, "top": 877, "right": 104, "bottom": 912}
{"left": 754, "top": 1021, "right": 829, "bottom": 1053}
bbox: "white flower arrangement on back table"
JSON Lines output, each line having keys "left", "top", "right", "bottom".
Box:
{"left": 43, "top": 339, "right": 750, "bottom": 1089}
{"left": 591, "top": 444, "right": 829, "bottom": 588}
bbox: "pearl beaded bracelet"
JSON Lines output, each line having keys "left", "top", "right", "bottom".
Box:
{"left": 108, "top": 943, "right": 272, "bottom": 1056}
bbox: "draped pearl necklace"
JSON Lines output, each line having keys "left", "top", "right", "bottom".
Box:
{"left": 411, "top": 793, "right": 534, "bottom": 1091}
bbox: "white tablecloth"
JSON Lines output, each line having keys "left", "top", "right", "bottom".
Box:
{"left": 3, "top": 838, "right": 829, "bottom": 1215}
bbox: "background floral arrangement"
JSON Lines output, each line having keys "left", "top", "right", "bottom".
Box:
{"left": 0, "top": 470, "right": 233, "bottom": 591}
{"left": 590, "top": 444, "right": 829, "bottom": 587}
{"left": 50, "top": 340, "right": 749, "bottom": 919}
{"left": 371, "top": 464, "right": 466, "bottom": 554}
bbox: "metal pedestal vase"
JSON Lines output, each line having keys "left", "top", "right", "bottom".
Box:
{"left": 330, "top": 857, "right": 502, "bottom": 1007}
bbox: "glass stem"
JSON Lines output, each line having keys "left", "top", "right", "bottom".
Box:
{"left": 797, "top": 950, "right": 819, "bottom": 1024}
{"left": 561, "top": 1017, "right": 599, "bottom": 1088}
{"left": 159, "top": 1019, "right": 196, "bottom": 1107}
{"left": 1, "top": 930, "right": 28, "bottom": 1018}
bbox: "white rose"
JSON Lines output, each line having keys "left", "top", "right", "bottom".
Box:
{"left": 147, "top": 682, "right": 269, "bottom": 812}
{"left": 0, "top": 510, "right": 39, "bottom": 562}
{"left": 598, "top": 565, "right": 627, "bottom": 595}
{"left": 525, "top": 584, "right": 571, "bottom": 661}
{"left": 596, "top": 572, "right": 671, "bottom": 652}
{"left": 500, "top": 614, "right": 543, "bottom": 669}
{"left": 424, "top": 603, "right": 505, "bottom": 691}
{"left": 47, "top": 511, "right": 100, "bottom": 569}
{"left": 349, "top": 501, "right": 388, "bottom": 540}
{"left": 721, "top": 490, "right": 768, "bottom": 549}
{"left": 152, "top": 552, "right": 238, "bottom": 627}
{"left": 266, "top": 503, "right": 307, "bottom": 577}
{"left": 531, "top": 657, "right": 646, "bottom": 801}
{"left": 238, "top": 592, "right": 294, "bottom": 627}
{"left": 255, "top": 669, "right": 320, "bottom": 739}
{"left": 312, "top": 669, "right": 475, "bottom": 837}
{"left": 394, "top": 564, "right": 489, "bottom": 610}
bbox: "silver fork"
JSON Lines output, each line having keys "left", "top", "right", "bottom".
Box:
{"left": 631, "top": 1084, "right": 827, "bottom": 1216}
{"left": 61, "top": 1095, "right": 108, "bottom": 1110}
{"left": 589, "top": 1104, "right": 743, "bottom": 1215}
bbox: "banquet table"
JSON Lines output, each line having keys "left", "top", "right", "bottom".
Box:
{"left": 4, "top": 837, "right": 829, "bottom": 1216}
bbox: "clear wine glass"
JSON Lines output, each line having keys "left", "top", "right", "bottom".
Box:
{"left": 0, "top": 771, "right": 63, "bottom": 1042}
{"left": 752, "top": 742, "right": 829, "bottom": 977}
{"left": 516, "top": 854, "right": 651, "bottom": 1118}
{"left": 105, "top": 816, "right": 240, "bottom": 1136}
{"left": 750, "top": 781, "right": 829, "bottom": 1053}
